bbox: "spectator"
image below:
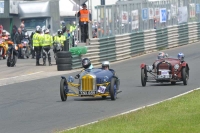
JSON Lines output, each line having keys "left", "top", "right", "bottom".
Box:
{"left": 14, "top": 27, "right": 24, "bottom": 58}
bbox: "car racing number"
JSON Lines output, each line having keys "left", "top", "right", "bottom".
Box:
{"left": 79, "top": 91, "right": 96, "bottom": 95}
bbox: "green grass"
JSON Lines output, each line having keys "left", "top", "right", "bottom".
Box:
{"left": 61, "top": 89, "right": 200, "bottom": 133}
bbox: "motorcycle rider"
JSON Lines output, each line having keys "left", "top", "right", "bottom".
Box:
{"left": 75, "top": 58, "right": 93, "bottom": 79}
{"left": 42, "top": 29, "right": 53, "bottom": 66}
{"left": 32, "top": 26, "right": 43, "bottom": 66}
{"left": 53, "top": 29, "right": 66, "bottom": 52}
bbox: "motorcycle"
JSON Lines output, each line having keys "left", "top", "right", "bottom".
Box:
{"left": 0, "top": 38, "right": 7, "bottom": 60}
{"left": 19, "top": 39, "right": 31, "bottom": 59}
{"left": 7, "top": 44, "right": 18, "bottom": 67}
{"left": 53, "top": 42, "right": 63, "bottom": 60}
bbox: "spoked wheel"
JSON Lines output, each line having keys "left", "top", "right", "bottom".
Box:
{"left": 182, "top": 67, "right": 189, "bottom": 85}
{"left": 141, "top": 68, "right": 147, "bottom": 87}
{"left": 109, "top": 78, "right": 117, "bottom": 100}
{"left": 60, "top": 79, "right": 67, "bottom": 101}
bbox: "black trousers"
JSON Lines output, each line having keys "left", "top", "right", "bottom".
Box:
{"left": 34, "top": 46, "right": 42, "bottom": 62}
{"left": 42, "top": 46, "right": 51, "bottom": 63}
{"left": 80, "top": 24, "right": 88, "bottom": 43}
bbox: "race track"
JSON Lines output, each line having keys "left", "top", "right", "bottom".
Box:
{"left": 0, "top": 43, "right": 200, "bottom": 133}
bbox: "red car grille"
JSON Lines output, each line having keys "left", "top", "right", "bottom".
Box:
{"left": 158, "top": 63, "right": 170, "bottom": 69}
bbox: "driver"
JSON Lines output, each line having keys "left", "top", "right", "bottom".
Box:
{"left": 157, "top": 51, "right": 168, "bottom": 59}
{"left": 102, "top": 61, "right": 110, "bottom": 70}
{"left": 75, "top": 58, "right": 93, "bottom": 79}
{"left": 177, "top": 52, "right": 184, "bottom": 62}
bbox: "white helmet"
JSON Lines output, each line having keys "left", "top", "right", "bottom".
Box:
{"left": 102, "top": 61, "right": 110, "bottom": 69}
{"left": 45, "top": 29, "right": 50, "bottom": 34}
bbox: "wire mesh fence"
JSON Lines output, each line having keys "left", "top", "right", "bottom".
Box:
{"left": 90, "top": 0, "right": 200, "bottom": 39}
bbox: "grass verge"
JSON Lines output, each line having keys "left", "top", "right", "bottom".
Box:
{"left": 61, "top": 89, "right": 200, "bottom": 133}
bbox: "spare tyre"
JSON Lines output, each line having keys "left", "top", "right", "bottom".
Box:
{"left": 56, "top": 57, "right": 72, "bottom": 64}
{"left": 57, "top": 64, "right": 72, "bottom": 71}
{"left": 57, "top": 51, "right": 72, "bottom": 58}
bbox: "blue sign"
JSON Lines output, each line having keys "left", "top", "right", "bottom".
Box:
{"left": 142, "top": 8, "right": 148, "bottom": 20}
{"left": 161, "top": 8, "right": 167, "bottom": 22}
{"left": 196, "top": 4, "right": 200, "bottom": 13}
{"left": 0, "top": 1, "right": 4, "bottom": 13}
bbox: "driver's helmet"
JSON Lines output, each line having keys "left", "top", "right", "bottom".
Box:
{"left": 36, "top": 26, "right": 42, "bottom": 33}
{"left": 57, "top": 29, "right": 63, "bottom": 36}
{"left": 45, "top": 29, "right": 50, "bottom": 34}
{"left": 157, "top": 52, "right": 165, "bottom": 59}
{"left": 82, "top": 58, "right": 91, "bottom": 69}
{"left": 102, "top": 61, "right": 110, "bottom": 69}
{"left": 177, "top": 53, "right": 184, "bottom": 61}
{"left": 24, "top": 32, "right": 29, "bottom": 39}
{"left": 2, "top": 30, "right": 6, "bottom": 36}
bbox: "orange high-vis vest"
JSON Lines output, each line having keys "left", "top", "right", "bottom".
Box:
{"left": 80, "top": 9, "right": 89, "bottom": 22}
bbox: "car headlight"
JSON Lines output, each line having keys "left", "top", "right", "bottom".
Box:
{"left": 67, "top": 76, "right": 74, "bottom": 83}
{"left": 103, "top": 76, "right": 109, "bottom": 83}
{"left": 146, "top": 65, "right": 153, "bottom": 71}
{"left": 174, "top": 64, "right": 179, "bottom": 70}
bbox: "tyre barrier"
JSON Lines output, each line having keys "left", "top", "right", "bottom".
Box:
{"left": 56, "top": 51, "right": 72, "bottom": 71}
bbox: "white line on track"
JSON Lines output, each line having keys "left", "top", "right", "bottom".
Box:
{"left": 59, "top": 87, "right": 200, "bottom": 133}
{"left": 0, "top": 71, "right": 44, "bottom": 81}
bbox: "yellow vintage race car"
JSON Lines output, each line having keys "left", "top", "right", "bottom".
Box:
{"left": 60, "top": 68, "right": 121, "bottom": 101}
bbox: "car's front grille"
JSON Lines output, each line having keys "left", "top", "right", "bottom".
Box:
{"left": 82, "top": 75, "right": 93, "bottom": 91}
{"left": 158, "top": 63, "right": 170, "bottom": 69}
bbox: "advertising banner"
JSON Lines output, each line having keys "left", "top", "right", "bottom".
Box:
{"left": 178, "top": 6, "right": 188, "bottom": 24}
{"left": 142, "top": 8, "right": 148, "bottom": 20}
{"left": 160, "top": 8, "right": 167, "bottom": 23}
{"left": 196, "top": 4, "right": 200, "bottom": 14}
{"left": 131, "top": 10, "right": 139, "bottom": 30}
{"left": 0, "top": 1, "right": 4, "bottom": 13}
{"left": 189, "top": 3, "right": 195, "bottom": 18}
{"left": 149, "top": 8, "right": 154, "bottom": 19}
{"left": 122, "top": 11, "right": 128, "bottom": 24}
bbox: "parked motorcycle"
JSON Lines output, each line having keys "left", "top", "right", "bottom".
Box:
{"left": 53, "top": 42, "right": 63, "bottom": 60}
{"left": 19, "top": 39, "right": 31, "bottom": 59}
{"left": 7, "top": 44, "right": 18, "bottom": 67}
{"left": 0, "top": 39, "right": 7, "bottom": 60}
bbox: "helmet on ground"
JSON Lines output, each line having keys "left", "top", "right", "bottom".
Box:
{"left": 82, "top": 58, "right": 91, "bottom": 69}
{"left": 57, "top": 29, "right": 63, "bottom": 35}
{"left": 102, "top": 61, "right": 110, "bottom": 69}
{"left": 45, "top": 29, "right": 50, "bottom": 34}
{"left": 157, "top": 52, "right": 165, "bottom": 59}
{"left": 177, "top": 53, "right": 184, "bottom": 61}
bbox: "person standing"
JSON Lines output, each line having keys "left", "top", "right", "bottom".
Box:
{"left": 32, "top": 26, "right": 42, "bottom": 66}
{"left": 76, "top": 3, "right": 91, "bottom": 43}
{"left": 14, "top": 27, "right": 23, "bottom": 58}
{"left": 41, "top": 29, "right": 53, "bottom": 66}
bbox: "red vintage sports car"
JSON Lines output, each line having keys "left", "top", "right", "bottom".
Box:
{"left": 140, "top": 57, "right": 189, "bottom": 86}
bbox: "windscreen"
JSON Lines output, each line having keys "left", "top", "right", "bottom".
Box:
{"left": 24, "top": 18, "right": 46, "bottom": 29}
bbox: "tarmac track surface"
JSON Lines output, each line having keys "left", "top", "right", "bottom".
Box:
{"left": 0, "top": 43, "right": 200, "bottom": 133}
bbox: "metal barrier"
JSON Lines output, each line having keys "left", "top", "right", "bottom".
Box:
{"left": 71, "top": 22, "right": 200, "bottom": 69}
{"left": 90, "top": 0, "right": 200, "bottom": 39}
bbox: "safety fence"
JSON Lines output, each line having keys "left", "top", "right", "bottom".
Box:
{"left": 71, "top": 22, "right": 200, "bottom": 69}
{"left": 91, "top": 0, "right": 200, "bottom": 39}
